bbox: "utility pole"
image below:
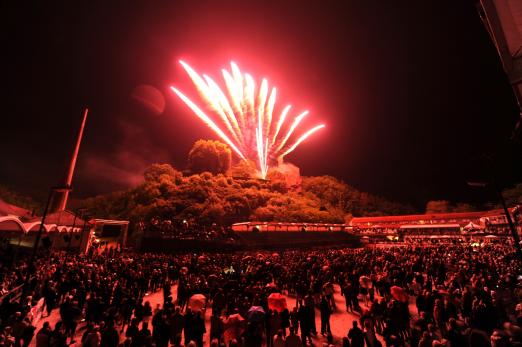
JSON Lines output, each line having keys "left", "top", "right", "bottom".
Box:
{"left": 493, "top": 181, "right": 522, "bottom": 263}
{"left": 467, "top": 180, "right": 522, "bottom": 264}
{"left": 23, "top": 185, "right": 71, "bottom": 297}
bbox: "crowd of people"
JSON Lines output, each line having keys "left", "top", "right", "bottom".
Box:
{"left": 0, "top": 242, "right": 520, "bottom": 347}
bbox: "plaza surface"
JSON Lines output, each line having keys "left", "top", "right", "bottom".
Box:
{"left": 31, "top": 283, "right": 410, "bottom": 346}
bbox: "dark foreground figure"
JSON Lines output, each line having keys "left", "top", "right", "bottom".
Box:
{"left": 0, "top": 243, "right": 520, "bottom": 347}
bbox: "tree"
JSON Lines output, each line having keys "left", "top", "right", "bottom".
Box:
{"left": 452, "top": 203, "right": 475, "bottom": 212}
{"left": 266, "top": 169, "right": 288, "bottom": 193}
{"left": 188, "top": 140, "right": 232, "bottom": 175}
{"left": 228, "top": 160, "right": 257, "bottom": 179}
{"left": 302, "top": 176, "right": 348, "bottom": 207}
{"left": 503, "top": 183, "right": 522, "bottom": 206}
{"left": 425, "top": 200, "right": 452, "bottom": 214}
{"left": 144, "top": 163, "right": 182, "bottom": 183}
{"left": 0, "top": 185, "right": 40, "bottom": 213}
{"left": 425, "top": 200, "right": 476, "bottom": 214}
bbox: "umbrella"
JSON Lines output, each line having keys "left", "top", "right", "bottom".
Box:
{"left": 463, "top": 222, "right": 484, "bottom": 231}
{"left": 188, "top": 294, "right": 206, "bottom": 312}
{"left": 485, "top": 235, "right": 498, "bottom": 239}
{"left": 180, "top": 266, "right": 189, "bottom": 275}
{"left": 247, "top": 306, "right": 265, "bottom": 322}
{"left": 224, "top": 314, "right": 245, "bottom": 342}
{"left": 225, "top": 313, "right": 245, "bottom": 326}
{"left": 268, "top": 293, "right": 288, "bottom": 312}
{"left": 390, "top": 286, "right": 409, "bottom": 303}
{"left": 271, "top": 252, "right": 280, "bottom": 258}
{"left": 359, "top": 276, "right": 373, "bottom": 289}
{"left": 198, "top": 255, "right": 208, "bottom": 262}
{"left": 322, "top": 265, "right": 330, "bottom": 271}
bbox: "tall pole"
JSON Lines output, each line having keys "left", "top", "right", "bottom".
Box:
{"left": 61, "top": 108, "right": 88, "bottom": 209}
{"left": 22, "top": 187, "right": 54, "bottom": 297}
{"left": 30, "top": 188, "right": 54, "bottom": 264}
{"left": 493, "top": 181, "right": 522, "bottom": 263}
{"left": 469, "top": 156, "right": 522, "bottom": 264}
{"left": 485, "top": 156, "right": 522, "bottom": 264}
{"left": 49, "top": 108, "right": 89, "bottom": 213}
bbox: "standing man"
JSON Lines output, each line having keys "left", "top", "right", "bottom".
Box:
{"left": 298, "top": 305, "right": 312, "bottom": 346}
{"left": 192, "top": 311, "right": 206, "bottom": 347}
{"left": 169, "top": 307, "right": 184, "bottom": 345}
{"left": 348, "top": 321, "right": 365, "bottom": 347}
{"left": 320, "top": 295, "right": 332, "bottom": 336}
{"left": 304, "top": 293, "right": 316, "bottom": 336}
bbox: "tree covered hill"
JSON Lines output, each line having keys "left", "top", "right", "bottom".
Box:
{"left": 82, "top": 163, "right": 416, "bottom": 226}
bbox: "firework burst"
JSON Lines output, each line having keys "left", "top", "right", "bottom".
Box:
{"left": 171, "top": 61, "right": 325, "bottom": 178}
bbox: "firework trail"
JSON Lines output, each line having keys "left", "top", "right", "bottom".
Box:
{"left": 171, "top": 61, "right": 325, "bottom": 178}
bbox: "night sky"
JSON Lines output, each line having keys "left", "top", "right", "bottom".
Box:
{"left": 1, "top": 1, "right": 521, "bottom": 209}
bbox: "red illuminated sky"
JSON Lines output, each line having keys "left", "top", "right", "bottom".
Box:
{"left": 1, "top": 1, "right": 520, "bottom": 208}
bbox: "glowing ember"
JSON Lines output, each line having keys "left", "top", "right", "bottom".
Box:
{"left": 171, "top": 61, "right": 325, "bottom": 178}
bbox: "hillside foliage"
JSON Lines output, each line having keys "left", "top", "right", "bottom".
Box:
{"left": 83, "top": 163, "right": 415, "bottom": 226}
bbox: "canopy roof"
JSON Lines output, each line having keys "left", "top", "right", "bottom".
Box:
{"left": 0, "top": 210, "right": 89, "bottom": 234}
{"left": 27, "top": 209, "right": 87, "bottom": 227}
{"left": 0, "top": 198, "right": 33, "bottom": 219}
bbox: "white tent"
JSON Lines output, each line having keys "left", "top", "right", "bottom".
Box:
{"left": 463, "top": 222, "right": 484, "bottom": 231}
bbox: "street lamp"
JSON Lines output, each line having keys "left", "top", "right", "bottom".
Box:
{"left": 467, "top": 180, "right": 522, "bottom": 263}
{"left": 30, "top": 185, "right": 72, "bottom": 261}
{"left": 23, "top": 184, "right": 72, "bottom": 297}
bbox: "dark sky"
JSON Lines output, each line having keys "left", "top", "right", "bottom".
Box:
{"left": 1, "top": 1, "right": 521, "bottom": 209}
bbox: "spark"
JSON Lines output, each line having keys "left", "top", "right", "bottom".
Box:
{"left": 274, "top": 110, "right": 309, "bottom": 154}
{"left": 170, "top": 87, "right": 245, "bottom": 160}
{"left": 278, "top": 124, "right": 326, "bottom": 159}
{"left": 171, "top": 61, "right": 325, "bottom": 178}
{"left": 271, "top": 105, "right": 291, "bottom": 146}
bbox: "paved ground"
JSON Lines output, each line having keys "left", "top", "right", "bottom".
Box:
{"left": 31, "top": 284, "right": 415, "bottom": 346}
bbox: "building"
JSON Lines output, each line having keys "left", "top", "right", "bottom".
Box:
{"left": 350, "top": 207, "right": 521, "bottom": 243}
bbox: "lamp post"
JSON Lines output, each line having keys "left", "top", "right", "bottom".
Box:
{"left": 30, "top": 185, "right": 72, "bottom": 262}
{"left": 23, "top": 184, "right": 72, "bottom": 297}
{"left": 467, "top": 180, "right": 522, "bottom": 263}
